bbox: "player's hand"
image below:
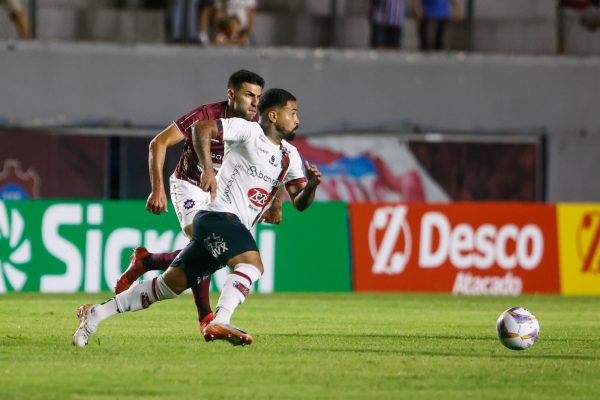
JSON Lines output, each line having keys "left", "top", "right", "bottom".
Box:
{"left": 200, "top": 169, "right": 217, "bottom": 201}
{"left": 304, "top": 160, "right": 322, "bottom": 188}
{"left": 146, "top": 190, "right": 168, "bottom": 215}
{"left": 259, "top": 205, "right": 282, "bottom": 224}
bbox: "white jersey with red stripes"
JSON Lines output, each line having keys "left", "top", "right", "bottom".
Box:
{"left": 206, "top": 117, "right": 306, "bottom": 229}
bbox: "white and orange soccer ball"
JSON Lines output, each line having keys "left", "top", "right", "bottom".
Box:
{"left": 495, "top": 307, "right": 540, "bottom": 350}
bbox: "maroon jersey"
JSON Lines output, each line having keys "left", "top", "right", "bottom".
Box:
{"left": 172, "top": 101, "right": 258, "bottom": 186}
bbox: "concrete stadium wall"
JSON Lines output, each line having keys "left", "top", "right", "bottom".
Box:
{"left": 1, "top": 41, "right": 599, "bottom": 202}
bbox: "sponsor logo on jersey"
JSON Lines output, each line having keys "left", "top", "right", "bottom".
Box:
{"left": 246, "top": 166, "right": 280, "bottom": 186}
{"left": 183, "top": 199, "right": 195, "bottom": 210}
{"left": 269, "top": 154, "right": 278, "bottom": 167}
{"left": 203, "top": 233, "right": 229, "bottom": 258}
{"left": 248, "top": 188, "right": 269, "bottom": 207}
{"left": 234, "top": 281, "right": 250, "bottom": 297}
{"left": 141, "top": 292, "right": 151, "bottom": 308}
{"left": 222, "top": 164, "right": 243, "bottom": 204}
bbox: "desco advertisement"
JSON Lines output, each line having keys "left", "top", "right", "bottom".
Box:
{"left": 350, "top": 203, "right": 560, "bottom": 295}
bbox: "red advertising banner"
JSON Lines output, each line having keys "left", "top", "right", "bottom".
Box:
{"left": 350, "top": 203, "right": 560, "bottom": 294}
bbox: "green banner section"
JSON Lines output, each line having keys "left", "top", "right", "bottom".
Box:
{"left": 0, "top": 200, "right": 351, "bottom": 293}
{"left": 0, "top": 200, "right": 185, "bottom": 293}
{"left": 256, "top": 201, "right": 351, "bottom": 292}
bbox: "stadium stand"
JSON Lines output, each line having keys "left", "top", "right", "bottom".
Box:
{"left": 1, "top": 0, "right": 598, "bottom": 55}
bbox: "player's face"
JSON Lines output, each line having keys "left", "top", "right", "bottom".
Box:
{"left": 276, "top": 101, "right": 300, "bottom": 141}
{"left": 228, "top": 83, "right": 262, "bottom": 121}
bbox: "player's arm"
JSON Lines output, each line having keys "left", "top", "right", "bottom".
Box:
{"left": 191, "top": 120, "right": 219, "bottom": 200}
{"left": 259, "top": 185, "right": 284, "bottom": 224}
{"left": 286, "top": 161, "right": 322, "bottom": 211}
{"left": 147, "top": 123, "right": 184, "bottom": 215}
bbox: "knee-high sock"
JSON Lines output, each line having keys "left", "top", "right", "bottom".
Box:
{"left": 85, "top": 277, "right": 177, "bottom": 331}
{"left": 114, "top": 276, "right": 177, "bottom": 313}
{"left": 212, "top": 263, "right": 262, "bottom": 325}
{"left": 191, "top": 278, "right": 213, "bottom": 321}
{"left": 144, "top": 250, "right": 181, "bottom": 272}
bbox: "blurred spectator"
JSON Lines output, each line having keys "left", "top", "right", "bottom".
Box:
{"left": 370, "top": 0, "right": 406, "bottom": 50}
{"left": 412, "top": 0, "right": 461, "bottom": 51}
{"left": 167, "top": 0, "right": 214, "bottom": 43}
{"left": 557, "top": 0, "right": 600, "bottom": 54}
{"left": 1, "top": 0, "right": 31, "bottom": 39}
{"left": 212, "top": 0, "right": 257, "bottom": 47}
{"left": 197, "top": 1, "right": 214, "bottom": 45}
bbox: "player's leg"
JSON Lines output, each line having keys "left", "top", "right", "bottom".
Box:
{"left": 191, "top": 279, "right": 214, "bottom": 330}
{"left": 75, "top": 235, "right": 215, "bottom": 347}
{"left": 114, "top": 247, "right": 179, "bottom": 293}
{"left": 73, "top": 267, "right": 185, "bottom": 347}
{"left": 116, "top": 247, "right": 214, "bottom": 329}
{"left": 194, "top": 211, "right": 263, "bottom": 346}
{"left": 165, "top": 175, "right": 215, "bottom": 328}
{"left": 211, "top": 250, "right": 263, "bottom": 325}
{"left": 114, "top": 176, "right": 208, "bottom": 293}
{"left": 203, "top": 250, "right": 263, "bottom": 346}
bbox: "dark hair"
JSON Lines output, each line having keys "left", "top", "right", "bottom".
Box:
{"left": 258, "top": 89, "right": 297, "bottom": 115}
{"left": 227, "top": 69, "right": 265, "bottom": 90}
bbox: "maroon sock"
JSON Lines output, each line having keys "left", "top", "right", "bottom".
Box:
{"left": 142, "top": 250, "right": 181, "bottom": 272}
{"left": 191, "top": 278, "right": 213, "bottom": 321}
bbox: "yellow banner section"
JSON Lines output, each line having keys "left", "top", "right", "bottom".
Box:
{"left": 558, "top": 204, "right": 600, "bottom": 295}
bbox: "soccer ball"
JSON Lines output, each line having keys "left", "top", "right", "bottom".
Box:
{"left": 495, "top": 307, "right": 540, "bottom": 350}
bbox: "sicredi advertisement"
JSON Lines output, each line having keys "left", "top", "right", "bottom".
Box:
{"left": 350, "top": 203, "right": 560, "bottom": 294}
{"left": 0, "top": 200, "right": 351, "bottom": 293}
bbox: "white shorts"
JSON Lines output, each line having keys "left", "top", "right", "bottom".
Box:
{"left": 169, "top": 174, "right": 211, "bottom": 232}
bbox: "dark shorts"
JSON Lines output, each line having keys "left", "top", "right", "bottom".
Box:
{"left": 171, "top": 211, "right": 258, "bottom": 288}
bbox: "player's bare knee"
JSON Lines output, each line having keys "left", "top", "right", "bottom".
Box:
{"left": 161, "top": 267, "right": 188, "bottom": 294}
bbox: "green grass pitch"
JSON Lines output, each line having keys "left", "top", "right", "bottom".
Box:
{"left": 1, "top": 292, "right": 599, "bottom": 400}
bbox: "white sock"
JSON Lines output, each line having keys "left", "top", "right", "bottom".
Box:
{"left": 88, "top": 298, "right": 119, "bottom": 326}
{"left": 86, "top": 277, "right": 177, "bottom": 329}
{"left": 212, "top": 263, "right": 262, "bottom": 325}
{"left": 114, "top": 277, "right": 176, "bottom": 313}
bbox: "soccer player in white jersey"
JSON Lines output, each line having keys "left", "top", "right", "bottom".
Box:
{"left": 73, "top": 88, "right": 321, "bottom": 347}
{"left": 114, "top": 70, "right": 284, "bottom": 335}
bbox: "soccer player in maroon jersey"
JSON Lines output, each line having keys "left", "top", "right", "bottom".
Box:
{"left": 114, "top": 70, "right": 283, "bottom": 333}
